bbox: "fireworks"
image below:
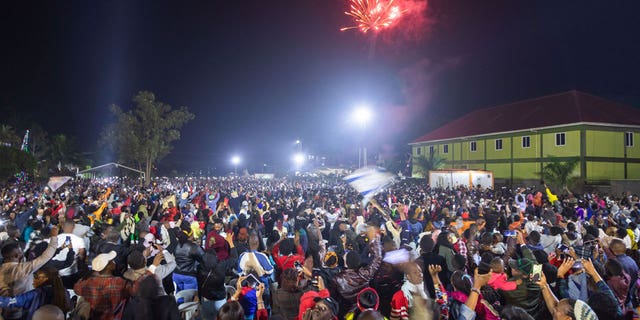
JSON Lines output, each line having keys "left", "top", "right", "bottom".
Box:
{"left": 341, "top": 0, "right": 407, "bottom": 33}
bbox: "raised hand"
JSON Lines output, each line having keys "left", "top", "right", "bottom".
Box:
{"left": 557, "top": 257, "right": 574, "bottom": 278}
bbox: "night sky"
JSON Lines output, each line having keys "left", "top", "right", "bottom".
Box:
{"left": 2, "top": 0, "right": 639, "bottom": 174}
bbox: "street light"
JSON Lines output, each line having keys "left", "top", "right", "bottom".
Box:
{"left": 351, "top": 106, "right": 373, "bottom": 167}
{"left": 295, "top": 139, "right": 302, "bottom": 152}
{"left": 231, "top": 156, "right": 241, "bottom": 175}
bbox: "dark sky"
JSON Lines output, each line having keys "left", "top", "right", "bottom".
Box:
{"left": 2, "top": 0, "right": 639, "bottom": 174}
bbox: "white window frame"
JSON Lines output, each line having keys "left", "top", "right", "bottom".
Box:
{"left": 416, "top": 147, "right": 421, "bottom": 155}
{"left": 522, "top": 136, "right": 531, "bottom": 148}
{"left": 625, "top": 132, "right": 634, "bottom": 147}
{"left": 555, "top": 132, "right": 566, "bottom": 146}
{"left": 495, "top": 139, "right": 503, "bottom": 151}
{"left": 443, "top": 144, "right": 449, "bottom": 154}
{"left": 470, "top": 141, "right": 477, "bottom": 152}
{"left": 429, "top": 146, "right": 435, "bottom": 154}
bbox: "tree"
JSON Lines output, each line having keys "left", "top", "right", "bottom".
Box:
{"left": 29, "top": 123, "right": 50, "bottom": 161}
{"left": 0, "top": 146, "right": 37, "bottom": 181}
{"left": 47, "top": 134, "right": 84, "bottom": 171}
{"left": 412, "top": 152, "right": 446, "bottom": 178}
{"left": 540, "top": 156, "right": 580, "bottom": 189}
{"left": 99, "top": 91, "right": 194, "bottom": 183}
{"left": 0, "top": 124, "right": 20, "bottom": 147}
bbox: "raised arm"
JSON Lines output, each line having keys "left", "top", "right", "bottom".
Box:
{"left": 536, "top": 271, "right": 560, "bottom": 315}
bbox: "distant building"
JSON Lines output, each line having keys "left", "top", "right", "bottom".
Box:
{"left": 409, "top": 91, "right": 640, "bottom": 184}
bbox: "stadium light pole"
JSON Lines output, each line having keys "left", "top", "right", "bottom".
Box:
{"left": 293, "top": 153, "right": 305, "bottom": 170}
{"left": 352, "top": 106, "right": 372, "bottom": 167}
{"left": 231, "top": 155, "right": 241, "bottom": 176}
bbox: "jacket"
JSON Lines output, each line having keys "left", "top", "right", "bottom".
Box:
{"left": 199, "top": 247, "right": 238, "bottom": 301}
{"left": 272, "top": 288, "right": 303, "bottom": 320}
{"left": 0, "top": 285, "right": 70, "bottom": 320}
{"left": 174, "top": 241, "right": 205, "bottom": 275}
{"left": 332, "top": 238, "right": 382, "bottom": 316}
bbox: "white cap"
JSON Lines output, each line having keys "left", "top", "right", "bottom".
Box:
{"left": 92, "top": 251, "right": 117, "bottom": 272}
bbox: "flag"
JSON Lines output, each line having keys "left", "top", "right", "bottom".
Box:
{"left": 344, "top": 166, "right": 396, "bottom": 207}
{"left": 47, "top": 176, "right": 72, "bottom": 192}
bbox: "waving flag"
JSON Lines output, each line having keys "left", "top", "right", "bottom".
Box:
{"left": 47, "top": 176, "right": 72, "bottom": 192}
{"left": 344, "top": 166, "right": 396, "bottom": 207}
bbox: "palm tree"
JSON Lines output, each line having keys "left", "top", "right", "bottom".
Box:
{"left": 412, "top": 152, "right": 446, "bottom": 178}
{"left": 541, "top": 156, "right": 580, "bottom": 189}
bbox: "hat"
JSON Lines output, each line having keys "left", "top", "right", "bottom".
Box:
{"left": 508, "top": 258, "right": 534, "bottom": 275}
{"left": 574, "top": 299, "right": 597, "bottom": 320}
{"left": 92, "top": 251, "right": 117, "bottom": 272}
{"left": 356, "top": 287, "right": 379, "bottom": 311}
{"left": 324, "top": 251, "right": 339, "bottom": 268}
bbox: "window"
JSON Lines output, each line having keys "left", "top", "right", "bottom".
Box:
{"left": 429, "top": 146, "right": 435, "bottom": 154}
{"left": 522, "top": 136, "right": 531, "bottom": 148}
{"left": 470, "top": 141, "right": 477, "bottom": 152}
{"left": 555, "top": 133, "right": 566, "bottom": 146}
{"left": 495, "top": 139, "right": 503, "bottom": 150}
{"left": 443, "top": 144, "right": 449, "bottom": 154}
{"left": 625, "top": 132, "right": 634, "bottom": 147}
{"left": 416, "top": 147, "right": 421, "bottom": 155}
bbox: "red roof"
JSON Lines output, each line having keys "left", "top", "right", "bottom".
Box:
{"left": 412, "top": 90, "right": 640, "bottom": 143}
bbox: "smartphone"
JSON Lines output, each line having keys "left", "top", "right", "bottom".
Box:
{"left": 294, "top": 261, "right": 303, "bottom": 272}
{"left": 65, "top": 236, "right": 71, "bottom": 246}
{"left": 503, "top": 230, "right": 517, "bottom": 237}
{"left": 572, "top": 260, "right": 583, "bottom": 270}
{"left": 312, "top": 268, "right": 321, "bottom": 277}
{"left": 532, "top": 264, "right": 542, "bottom": 282}
{"left": 244, "top": 274, "right": 259, "bottom": 288}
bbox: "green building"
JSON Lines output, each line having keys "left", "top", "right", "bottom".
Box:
{"left": 409, "top": 91, "right": 640, "bottom": 184}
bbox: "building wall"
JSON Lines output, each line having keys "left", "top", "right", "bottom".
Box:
{"left": 586, "top": 130, "right": 625, "bottom": 158}
{"left": 626, "top": 131, "right": 640, "bottom": 158}
{"left": 542, "top": 130, "right": 580, "bottom": 157}
{"left": 513, "top": 162, "right": 539, "bottom": 179}
{"left": 486, "top": 137, "right": 511, "bottom": 160}
{"left": 587, "top": 162, "right": 625, "bottom": 180}
{"left": 513, "top": 134, "right": 538, "bottom": 159}
{"left": 628, "top": 163, "right": 640, "bottom": 179}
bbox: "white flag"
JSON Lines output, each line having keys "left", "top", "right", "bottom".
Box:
{"left": 344, "top": 166, "right": 396, "bottom": 207}
{"left": 47, "top": 176, "right": 72, "bottom": 192}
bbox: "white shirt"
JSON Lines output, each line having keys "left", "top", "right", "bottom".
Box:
{"left": 52, "top": 233, "right": 86, "bottom": 276}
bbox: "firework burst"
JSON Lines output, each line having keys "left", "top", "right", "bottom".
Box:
{"left": 341, "top": 0, "right": 407, "bottom": 33}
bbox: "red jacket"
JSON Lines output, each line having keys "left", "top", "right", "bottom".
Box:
{"left": 272, "top": 241, "right": 305, "bottom": 272}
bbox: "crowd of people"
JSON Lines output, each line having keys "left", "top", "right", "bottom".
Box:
{"left": 0, "top": 175, "right": 639, "bottom": 320}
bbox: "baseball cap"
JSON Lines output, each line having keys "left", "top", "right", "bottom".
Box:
{"left": 508, "top": 258, "right": 534, "bottom": 275}
{"left": 92, "top": 251, "right": 117, "bottom": 272}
